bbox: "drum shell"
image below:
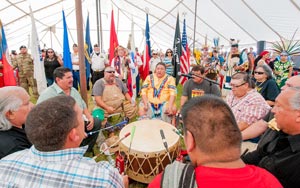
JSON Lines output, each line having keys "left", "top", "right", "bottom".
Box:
{"left": 119, "top": 119, "right": 180, "bottom": 183}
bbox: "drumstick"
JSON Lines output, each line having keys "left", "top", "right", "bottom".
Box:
{"left": 128, "top": 126, "right": 136, "bottom": 153}
{"left": 160, "top": 129, "right": 172, "bottom": 162}
{"left": 172, "top": 129, "right": 183, "bottom": 138}
{"left": 93, "top": 132, "right": 131, "bottom": 160}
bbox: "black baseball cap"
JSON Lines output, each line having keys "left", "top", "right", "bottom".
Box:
{"left": 19, "top": 45, "right": 26, "bottom": 50}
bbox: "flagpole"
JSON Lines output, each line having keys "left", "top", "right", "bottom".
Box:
{"left": 193, "top": 0, "right": 198, "bottom": 53}
{"left": 75, "top": 0, "right": 88, "bottom": 105}
{"left": 99, "top": 0, "right": 103, "bottom": 50}
{"left": 96, "top": 0, "right": 100, "bottom": 46}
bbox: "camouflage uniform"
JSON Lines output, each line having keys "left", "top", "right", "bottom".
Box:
{"left": 13, "top": 53, "right": 38, "bottom": 97}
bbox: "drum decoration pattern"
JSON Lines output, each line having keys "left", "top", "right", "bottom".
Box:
{"left": 119, "top": 119, "right": 180, "bottom": 183}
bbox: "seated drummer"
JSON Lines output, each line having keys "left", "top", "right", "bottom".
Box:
{"left": 92, "top": 66, "right": 137, "bottom": 121}
{"left": 180, "top": 65, "right": 221, "bottom": 110}
{"left": 225, "top": 72, "right": 270, "bottom": 151}
{"left": 138, "top": 62, "right": 177, "bottom": 123}
{"left": 148, "top": 95, "right": 281, "bottom": 188}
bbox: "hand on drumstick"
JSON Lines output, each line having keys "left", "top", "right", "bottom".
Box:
{"left": 107, "top": 106, "right": 115, "bottom": 114}
{"left": 122, "top": 174, "right": 129, "bottom": 188}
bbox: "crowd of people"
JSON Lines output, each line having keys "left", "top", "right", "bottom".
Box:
{"left": 0, "top": 39, "right": 299, "bottom": 187}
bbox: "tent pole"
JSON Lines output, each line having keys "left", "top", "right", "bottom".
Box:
{"left": 99, "top": 0, "right": 103, "bottom": 51}
{"left": 193, "top": 0, "right": 197, "bottom": 54}
{"left": 96, "top": 0, "right": 100, "bottom": 47}
{"left": 75, "top": 0, "right": 88, "bottom": 105}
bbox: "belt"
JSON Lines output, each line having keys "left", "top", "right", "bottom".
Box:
{"left": 93, "top": 70, "right": 104, "bottom": 73}
{"left": 73, "top": 70, "right": 79, "bottom": 72}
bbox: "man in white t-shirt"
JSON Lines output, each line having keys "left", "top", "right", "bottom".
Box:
{"left": 71, "top": 44, "right": 80, "bottom": 90}
{"left": 91, "top": 44, "right": 109, "bottom": 86}
{"left": 149, "top": 50, "right": 161, "bottom": 74}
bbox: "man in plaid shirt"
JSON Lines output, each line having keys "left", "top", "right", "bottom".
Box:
{"left": 0, "top": 96, "right": 127, "bottom": 188}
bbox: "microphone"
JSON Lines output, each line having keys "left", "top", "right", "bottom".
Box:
{"left": 190, "top": 73, "right": 219, "bottom": 85}
{"left": 160, "top": 129, "right": 172, "bottom": 162}
{"left": 178, "top": 72, "right": 193, "bottom": 79}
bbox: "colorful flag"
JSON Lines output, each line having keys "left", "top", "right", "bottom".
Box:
{"left": 173, "top": 13, "right": 182, "bottom": 85}
{"left": 109, "top": 10, "right": 119, "bottom": 65}
{"left": 62, "top": 10, "right": 72, "bottom": 70}
{"left": 29, "top": 6, "right": 47, "bottom": 94}
{"left": 129, "top": 18, "right": 137, "bottom": 100}
{"left": 84, "top": 13, "right": 92, "bottom": 82}
{"left": 140, "top": 13, "right": 151, "bottom": 81}
{"left": 179, "top": 18, "right": 190, "bottom": 85}
{"left": 0, "top": 20, "right": 16, "bottom": 87}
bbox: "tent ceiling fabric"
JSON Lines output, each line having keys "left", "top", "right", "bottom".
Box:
{"left": 2, "top": 0, "right": 300, "bottom": 53}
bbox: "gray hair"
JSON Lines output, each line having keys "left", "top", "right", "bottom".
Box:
{"left": 0, "top": 87, "right": 26, "bottom": 130}
{"left": 290, "top": 90, "right": 300, "bottom": 110}
{"left": 255, "top": 64, "right": 273, "bottom": 80}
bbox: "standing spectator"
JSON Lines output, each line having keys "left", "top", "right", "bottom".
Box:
{"left": 149, "top": 50, "right": 161, "bottom": 74}
{"left": 71, "top": 43, "right": 80, "bottom": 90}
{"left": 43, "top": 48, "right": 62, "bottom": 86}
{"left": 111, "top": 45, "right": 128, "bottom": 82}
{"left": 0, "top": 96, "right": 126, "bottom": 188}
{"left": 273, "top": 51, "right": 293, "bottom": 88}
{"left": 13, "top": 45, "right": 38, "bottom": 98}
{"left": 249, "top": 46, "right": 257, "bottom": 57}
{"left": 91, "top": 44, "right": 109, "bottom": 86}
{"left": 0, "top": 86, "right": 33, "bottom": 159}
{"left": 163, "top": 48, "right": 174, "bottom": 76}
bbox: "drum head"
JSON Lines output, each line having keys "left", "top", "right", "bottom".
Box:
{"left": 119, "top": 119, "right": 179, "bottom": 153}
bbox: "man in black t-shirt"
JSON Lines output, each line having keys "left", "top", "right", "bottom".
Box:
{"left": 180, "top": 65, "right": 221, "bottom": 109}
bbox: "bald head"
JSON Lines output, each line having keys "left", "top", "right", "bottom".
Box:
{"left": 282, "top": 75, "right": 300, "bottom": 90}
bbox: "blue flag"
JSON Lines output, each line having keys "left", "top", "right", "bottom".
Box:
{"left": 85, "top": 14, "right": 92, "bottom": 80}
{"left": 62, "top": 10, "right": 72, "bottom": 70}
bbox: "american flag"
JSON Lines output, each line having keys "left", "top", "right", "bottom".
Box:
{"left": 179, "top": 19, "right": 190, "bottom": 85}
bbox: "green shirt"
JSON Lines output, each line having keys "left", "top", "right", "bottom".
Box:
{"left": 36, "top": 83, "right": 87, "bottom": 110}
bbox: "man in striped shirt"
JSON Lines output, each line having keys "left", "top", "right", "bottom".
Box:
{"left": 0, "top": 96, "right": 127, "bottom": 188}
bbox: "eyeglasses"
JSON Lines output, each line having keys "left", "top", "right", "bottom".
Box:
{"left": 254, "top": 71, "right": 264, "bottom": 75}
{"left": 106, "top": 71, "right": 115, "bottom": 74}
{"left": 230, "top": 82, "right": 246, "bottom": 88}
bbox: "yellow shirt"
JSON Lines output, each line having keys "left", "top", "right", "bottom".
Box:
{"left": 141, "top": 74, "right": 176, "bottom": 104}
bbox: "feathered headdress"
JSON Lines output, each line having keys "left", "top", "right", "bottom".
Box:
{"left": 230, "top": 38, "right": 240, "bottom": 48}
{"left": 271, "top": 30, "right": 300, "bottom": 56}
{"left": 201, "top": 35, "right": 209, "bottom": 51}
{"left": 212, "top": 37, "right": 220, "bottom": 52}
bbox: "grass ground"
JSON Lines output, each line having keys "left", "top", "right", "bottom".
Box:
{"left": 29, "top": 83, "right": 184, "bottom": 188}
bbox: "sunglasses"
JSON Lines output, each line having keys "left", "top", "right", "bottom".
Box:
{"left": 230, "top": 82, "right": 246, "bottom": 88}
{"left": 167, "top": 51, "right": 172, "bottom": 53}
{"left": 47, "top": 51, "right": 54, "bottom": 53}
{"left": 254, "top": 71, "right": 264, "bottom": 75}
{"left": 153, "top": 53, "right": 157, "bottom": 55}
{"left": 106, "top": 71, "right": 115, "bottom": 74}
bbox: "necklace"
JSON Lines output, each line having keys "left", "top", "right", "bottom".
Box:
{"left": 255, "top": 80, "right": 266, "bottom": 93}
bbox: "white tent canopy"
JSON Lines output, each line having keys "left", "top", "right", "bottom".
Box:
{"left": 2, "top": 0, "right": 300, "bottom": 54}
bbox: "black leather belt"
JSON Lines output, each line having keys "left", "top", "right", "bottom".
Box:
{"left": 73, "top": 70, "right": 79, "bottom": 72}
{"left": 93, "top": 70, "right": 104, "bottom": 73}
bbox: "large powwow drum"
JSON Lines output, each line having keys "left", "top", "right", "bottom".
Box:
{"left": 119, "top": 119, "right": 180, "bottom": 183}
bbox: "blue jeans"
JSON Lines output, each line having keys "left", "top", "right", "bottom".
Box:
{"left": 46, "top": 77, "right": 54, "bottom": 87}
{"left": 72, "top": 70, "right": 80, "bottom": 90}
